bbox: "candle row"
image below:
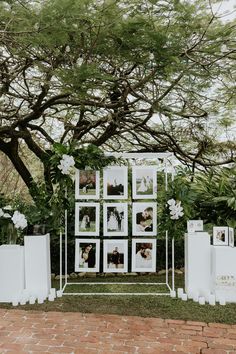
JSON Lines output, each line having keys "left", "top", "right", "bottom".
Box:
{"left": 12, "top": 288, "right": 58, "bottom": 306}
{"left": 170, "top": 288, "right": 226, "bottom": 306}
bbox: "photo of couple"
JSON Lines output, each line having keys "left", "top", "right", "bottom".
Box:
{"left": 75, "top": 170, "right": 99, "bottom": 199}
{"left": 103, "top": 203, "right": 128, "bottom": 236}
{"left": 103, "top": 167, "right": 128, "bottom": 199}
{"left": 132, "top": 239, "right": 156, "bottom": 272}
{"left": 133, "top": 203, "right": 157, "bottom": 236}
{"left": 75, "top": 202, "right": 100, "bottom": 236}
{"left": 132, "top": 166, "right": 157, "bottom": 199}
{"left": 103, "top": 240, "right": 128, "bottom": 273}
{"left": 213, "top": 226, "right": 229, "bottom": 246}
{"left": 75, "top": 239, "right": 100, "bottom": 272}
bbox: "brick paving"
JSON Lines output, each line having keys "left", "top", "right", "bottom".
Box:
{"left": 0, "top": 309, "right": 236, "bottom": 353}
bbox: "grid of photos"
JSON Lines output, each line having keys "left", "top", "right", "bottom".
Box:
{"left": 75, "top": 202, "right": 100, "bottom": 236}
{"left": 75, "top": 239, "right": 100, "bottom": 272}
{"left": 75, "top": 170, "right": 100, "bottom": 200}
{"left": 103, "top": 203, "right": 128, "bottom": 236}
{"left": 132, "top": 239, "right": 156, "bottom": 272}
{"left": 74, "top": 165, "right": 157, "bottom": 273}
{"left": 132, "top": 166, "right": 157, "bottom": 199}
{"left": 103, "top": 239, "right": 128, "bottom": 273}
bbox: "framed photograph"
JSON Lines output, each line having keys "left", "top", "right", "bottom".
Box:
{"left": 103, "top": 166, "right": 128, "bottom": 200}
{"left": 132, "top": 202, "right": 157, "bottom": 236}
{"left": 132, "top": 239, "right": 156, "bottom": 272}
{"left": 103, "top": 239, "right": 128, "bottom": 273}
{"left": 187, "top": 220, "right": 203, "bottom": 232}
{"left": 75, "top": 170, "right": 100, "bottom": 200}
{"left": 75, "top": 239, "right": 100, "bottom": 272}
{"left": 229, "top": 227, "right": 234, "bottom": 248}
{"left": 213, "top": 226, "right": 229, "bottom": 246}
{"left": 103, "top": 203, "right": 128, "bottom": 236}
{"left": 132, "top": 166, "right": 157, "bottom": 199}
{"left": 75, "top": 202, "right": 100, "bottom": 236}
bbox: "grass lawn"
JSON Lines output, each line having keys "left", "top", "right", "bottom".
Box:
{"left": 79, "top": 189, "right": 96, "bottom": 196}
{"left": 1, "top": 274, "right": 236, "bottom": 324}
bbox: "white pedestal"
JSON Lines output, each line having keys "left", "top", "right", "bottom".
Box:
{"left": 0, "top": 245, "right": 25, "bottom": 302}
{"left": 185, "top": 232, "right": 211, "bottom": 296}
{"left": 212, "top": 246, "right": 236, "bottom": 302}
{"left": 24, "top": 234, "right": 51, "bottom": 298}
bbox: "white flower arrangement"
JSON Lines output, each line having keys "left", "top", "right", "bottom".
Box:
{"left": 167, "top": 199, "right": 184, "bottom": 220}
{"left": 0, "top": 206, "right": 27, "bottom": 230}
{"left": 57, "top": 154, "right": 75, "bottom": 175}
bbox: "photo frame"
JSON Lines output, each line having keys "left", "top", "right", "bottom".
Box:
{"left": 187, "top": 220, "right": 204, "bottom": 233}
{"left": 75, "top": 239, "right": 100, "bottom": 272}
{"left": 132, "top": 166, "right": 157, "bottom": 199}
{"left": 103, "top": 203, "right": 128, "bottom": 236}
{"left": 213, "top": 226, "right": 229, "bottom": 246}
{"left": 103, "top": 166, "right": 128, "bottom": 200}
{"left": 132, "top": 239, "right": 156, "bottom": 272}
{"left": 103, "top": 239, "right": 128, "bottom": 273}
{"left": 132, "top": 202, "right": 157, "bottom": 236}
{"left": 75, "top": 169, "right": 100, "bottom": 200}
{"left": 75, "top": 202, "right": 100, "bottom": 236}
{"left": 229, "top": 227, "right": 234, "bottom": 248}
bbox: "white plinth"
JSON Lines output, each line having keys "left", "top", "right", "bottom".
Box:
{"left": 185, "top": 232, "right": 211, "bottom": 296}
{"left": 24, "top": 234, "right": 51, "bottom": 298}
{"left": 0, "top": 245, "right": 25, "bottom": 302}
{"left": 212, "top": 246, "right": 236, "bottom": 302}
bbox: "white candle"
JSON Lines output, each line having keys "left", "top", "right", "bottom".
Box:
{"left": 29, "top": 297, "right": 36, "bottom": 305}
{"left": 20, "top": 298, "right": 26, "bottom": 305}
{"left": 50, "top": 288, "right": 56, "bottom": 297}
{"left": 37, "top": 297, "right": 44, "bottom": 304}
{"left": 203, "top": 292, "right": 210, "bottom": 302}
{"left": 170, "top": 290, "right": 176, "bottom": 298}
{"left": 219, "top": 297, "right": 226, "bottom": 306}
{"left": 12, "top": 300, "right": 18, "bottom": 306}
{"left": 199, "top": 296, "right": 205, "bottom": 305}
{"left": 181, "top": 293, "right": 188, "bottom": 301}
{"left": 177, "top": 288, "right": 184, "bottom": 298}
{"left": 56, "top": 290, "right": 63, "bottom": 298}
{"left": 193, "top": 292, "right": 199, "bottom": 302}
{"left": 209, "top": 295, "right": 216, "bottom": 306}
{"left": 48, "top": 294, "right": 55, "bottom": 302}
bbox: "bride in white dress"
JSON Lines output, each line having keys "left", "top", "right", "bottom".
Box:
{"left": 137, "top": 177, "right": 148, "bottom": 192}
{"left": 107, "top": 211, "right": 118, "bottom": 231}
{"left": 80, "top": 215, "right": 89, "bottom": 230}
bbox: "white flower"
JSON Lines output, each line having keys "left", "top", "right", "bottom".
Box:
{"left": 11, "top": 211, "right": 27, "bottom": 230}
{"left": 3, "top": 213, "right": 11, "bottom": 218}
{"left": 3, "top": 205, "right": 12, "bottom": 210}
{"left": 168, "top": 199, "right": 184, "bottom": 220}
{"left": 149, "top": 53, "right": 155, "bottom": 60}
{"left": 58, "top": 154, "right": 75, "bottom": 175}
{"left": 0, "top": 208, "right": 4, "bottom": 217}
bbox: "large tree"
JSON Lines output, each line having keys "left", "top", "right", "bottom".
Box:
{"left": 0, "top": 0, "right": 235, "bottom": 200}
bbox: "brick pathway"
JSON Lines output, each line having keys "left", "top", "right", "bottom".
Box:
{"left": 0, "top": 309, "right": 236, "bottom": 353}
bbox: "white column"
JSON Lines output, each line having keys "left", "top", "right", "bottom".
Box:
{"left": 24, "top": 234, "right": 51, "bottom": 298}
{"left": 0, "top": 245, "right": 25, "bottom": 302}
{"left": 185, "top": 232, "right": 211, "bottom": 296}
{"left": 212, "top": 246, "right": 236, "bottom": 303}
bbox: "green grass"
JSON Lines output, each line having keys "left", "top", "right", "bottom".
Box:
{"left": 1, "top": 274, "right": 236, "bottom": 324}
{"left": 79, "top": 221, "right": 96, "bottom": 232}
{"left": 79, "top": 189, "right": 96, "bottom": 196}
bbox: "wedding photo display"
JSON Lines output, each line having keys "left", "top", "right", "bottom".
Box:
{"left": 132, "top": 166, "right": 157, "bottom": 199}
{"left": 75, "top": 239, "right": 100, "bottom": 272}
{"left": 103, "top": 239, "right": 128, "bottom": 273}
{"left": 103, "top": 203, "right": 128, "bottom": 236}
{"left": 132, "top": 202, "right": 157, "bottom": 236}
{"left": 75, "top": 202, "right": 100, "bottom": 236}
{"left": 213, "top": 226, "right": 229, "bottom": 246}
{"left": 132, "top": 239, "right": 156, "bottom": 272}
{"left": 75, "top": 170, "right": 100, "bottom": 199}
{"left": 103, "top": 166, "right": 128, "bottom": 199}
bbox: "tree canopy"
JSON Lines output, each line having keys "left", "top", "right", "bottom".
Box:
{"left": 0, "top": 0, "right": 236, "bottom": 199}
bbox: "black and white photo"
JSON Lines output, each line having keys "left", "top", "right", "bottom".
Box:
{"left": 132, "top": 239, "right": 156, "bottom": 272}
{"left": 132, "top": 166, "right": 157, "bottom": 199}
{"left": 103, "top": 239, "right": 128, "bottom": 273}
{"left": 103, "top": 203, "right": 128, "bottom": 236}
{"left": 132, "top": 202, "right": 157, "bottom": 236}
{"left": 103, "top": 166, "right": 128, "bottom": 199}
{"left": 75, "top": 239, "right": 100, "bottom": 272}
